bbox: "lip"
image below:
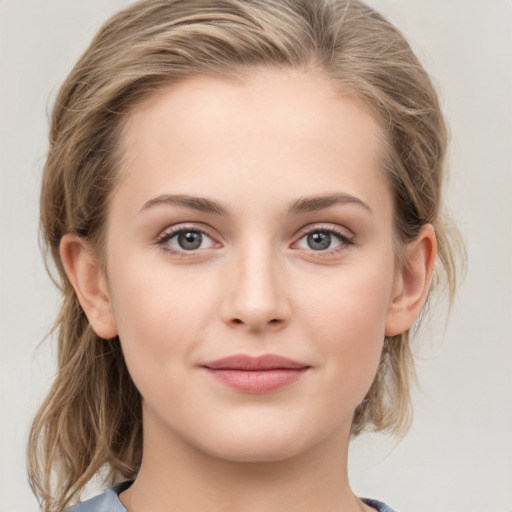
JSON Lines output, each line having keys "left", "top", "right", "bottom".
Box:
{"left": 201, "top": 354, "right": 310, "bottom": 393}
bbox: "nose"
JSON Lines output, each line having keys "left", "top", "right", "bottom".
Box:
{"left": 220, "top": 246, "right": 290, "bottom": 332}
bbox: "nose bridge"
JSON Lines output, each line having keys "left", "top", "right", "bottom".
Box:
{"left": 222, "top": 236, "right": 289, "bottom": 330}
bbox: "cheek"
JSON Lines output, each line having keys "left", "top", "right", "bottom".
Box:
{"left": 106, "top": 260, "right": 219, "bottom": 386}
{"left": 295, "top": 263, "right": 393, "bottom": 400}
{"left": 298, "top": 260, "right": 393, "bottom": 338}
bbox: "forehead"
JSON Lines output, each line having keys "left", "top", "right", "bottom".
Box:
{"left": 115, "top": 69, "right": 391, "bottom": 219}
{"left": 123, "top": 69, "right": 381, "bottom": 152}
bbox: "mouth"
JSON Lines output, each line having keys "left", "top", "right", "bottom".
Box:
{"left": 201, "top": 354, "right": 311, "bottom": 393}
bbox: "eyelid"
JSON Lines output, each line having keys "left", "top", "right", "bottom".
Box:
{"left": 291, "top": 224, "right": 356, "bottom": 253}
{"left": 155, "top": 223, "right": 222, "bottom": 255}
{"left": 295, "top": 223, "right": 355, "bottom": 240}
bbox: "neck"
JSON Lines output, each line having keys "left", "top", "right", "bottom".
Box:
{"left": 120, "top": 411, "right": 368, "bottom": 512}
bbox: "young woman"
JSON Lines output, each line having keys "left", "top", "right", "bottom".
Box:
{"left": 27, "top": 1, "right": 461, "bottom": 511}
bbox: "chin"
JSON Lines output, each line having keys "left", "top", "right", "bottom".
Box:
{"left": 199, "top": 436, "right": 309, "bottom": 464}
{"left": 183, "top": 416, "right": 329, "bottom": 464}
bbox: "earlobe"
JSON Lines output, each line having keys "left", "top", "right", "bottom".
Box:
{"left": 385, "top": 224, "right": 437, "bottom": 336}
{"left": 59, "top": 234, "right": 118, "bottom": 339}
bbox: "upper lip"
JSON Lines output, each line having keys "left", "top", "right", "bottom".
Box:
{"left": 202, "top": 354, "right": 310, "bottom": 371}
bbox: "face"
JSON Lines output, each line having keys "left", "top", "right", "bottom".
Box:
{"left": 101, "top": 70, "right": 403, "bottom": 462}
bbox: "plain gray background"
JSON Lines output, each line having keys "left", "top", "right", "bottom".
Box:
{"left": 1, "top": 1, "right": 511, "bottom": 511}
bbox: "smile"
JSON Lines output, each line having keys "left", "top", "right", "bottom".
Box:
{"left": 201, "top": 354, "right": 311, "bottom": 393}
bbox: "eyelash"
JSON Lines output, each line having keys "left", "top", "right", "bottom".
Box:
{"left": 155, "top": 224, "right": 355, "bottom": 257}
{"left": 293, "top": 225, "right": 355, "bottom": 256}
{"left": 155, "top": 225, "right": 219, "bottom": 257}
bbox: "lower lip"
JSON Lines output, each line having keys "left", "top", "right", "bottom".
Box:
{"left": 204, "top": 368, "right": 308, "bottom": 393}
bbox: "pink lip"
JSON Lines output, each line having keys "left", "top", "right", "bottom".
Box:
{"left": 201, "top": 354, "right": 310, "bottom": 393}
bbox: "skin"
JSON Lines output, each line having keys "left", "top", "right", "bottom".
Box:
{"left": 61, "top": 69, "right": 436, "bottom": 512}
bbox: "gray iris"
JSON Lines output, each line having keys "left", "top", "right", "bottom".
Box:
{"left": 307, "top": 231, "right": 331, "bottom": 250}
{"left": 178, "top": 231, "right": 202, "bottom": 250}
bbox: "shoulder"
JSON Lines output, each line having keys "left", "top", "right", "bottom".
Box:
{"left": 67, "top": 481, "right": 132, "bottom": 512}
{"left": 362, "top": 498, "right": 399, "bottom": 512}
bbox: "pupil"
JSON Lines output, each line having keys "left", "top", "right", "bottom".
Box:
{"left": 178, "top": 231, "right": 202, "bottom": 250}
{"left": 307, "top": 232, "right": 331, "bottom": 250}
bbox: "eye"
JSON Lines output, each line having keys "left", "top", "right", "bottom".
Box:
{"left": 304, "top": 231, "right": 337, "bottom": 251}
{"left": 294, "top": 228, "right": 353, "bottom": 253}
{"left": 157, "top": 227, "right": 217, "bottom": 253}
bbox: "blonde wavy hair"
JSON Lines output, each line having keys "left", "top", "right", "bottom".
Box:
{"left": 28, "top": 0, "right": 463, "bottom": 510}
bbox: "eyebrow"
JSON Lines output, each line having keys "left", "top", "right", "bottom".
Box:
{"left": 289, "top": 193, "right": 372, "bottom": 215}
{"left": 140, "top": 192, "right": 371, "bottom": 216}
{"left": 140, "top": 194, "right": 229, "bottom": 215}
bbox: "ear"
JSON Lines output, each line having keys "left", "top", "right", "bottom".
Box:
{"left": 385, "top": 224, "right": 437, "bottom": 336}
{"left": 60, "top": 234, "right": 118, "bottom": 339}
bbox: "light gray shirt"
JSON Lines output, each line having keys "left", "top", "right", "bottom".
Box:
{"left": 68, "top": 481, "right": 398, "bottom": 512}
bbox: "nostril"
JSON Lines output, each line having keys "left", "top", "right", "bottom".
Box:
{"left": 230, "top": 317, "right": 283, "bottom": 327}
